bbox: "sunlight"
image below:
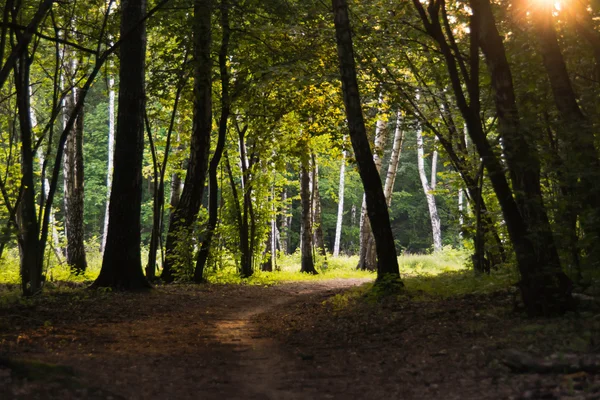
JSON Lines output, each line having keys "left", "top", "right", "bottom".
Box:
{"left": 529, "top": 0, "right": 565, "bottom": 12}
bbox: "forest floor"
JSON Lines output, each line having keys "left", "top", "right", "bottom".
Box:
{"left": 0, "top": 277, "right": 599, "bottom": 399}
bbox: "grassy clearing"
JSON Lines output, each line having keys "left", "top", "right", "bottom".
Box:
{"left": 0, "top": 246, "right": 519, "bottom": 300}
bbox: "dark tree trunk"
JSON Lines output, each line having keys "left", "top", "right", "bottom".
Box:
{"left": 332, "top": 0, "right": 401, "bottom": 280}
{"left": 300, "top": 160, "right": 316, "bottom": 274}
{"left": 92, "top": 0, "right": 149, "bottom": 290}
{"left": 63, "top": 64, "right": 88, "bottom": 274}
{"left": 14, "top": 51, "right": 42, "bottom": 295}
{"left": 239, "top": 128, "right": 256, "bottom": 278}
{"left": 412, "top": 0, "right": 572, "bottom": 314}
{"left": 261, "top": 229, "right": 273, "bottom": 272}
{"left": 146, "top": 73, "right": 186, "bottom": 280}
{"left": 224, "top": 148, "right": 253, "bottom": 278}
{"left": 356, "top": 196, "right": 375, "bottom": 271}
{"left": 194, "top": 0, "right": 230, "bottom": 283}
{"left": 170, "top": 170, "right": 182, "bottom": 210}
{"left": 474, "top": 0, "right": 572, "bottom": 314}
{"left": 311, "top": 155, "right": 327, "bottom": 261}
{"left": 162, "top": 0, "right": 212, "bottom": 282}
{"left": 532, "top": 5, "right": 600, "bottom": 268}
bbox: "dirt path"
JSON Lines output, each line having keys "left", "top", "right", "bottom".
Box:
{"left": 0, "top": 279, "right": 370, "bottom": 399}
{"left": 1, "top": 278, "right": 598, "bottom": 399}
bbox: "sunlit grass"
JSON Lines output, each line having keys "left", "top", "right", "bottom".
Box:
{"left": 0, "top": 244, "right": 518, "bottom": 299}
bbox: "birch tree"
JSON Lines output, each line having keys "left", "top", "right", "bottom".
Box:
{"left": 364, "top": 110, "right": 405, "bottom": 266}
{"left": 417, "top": 127, "right": 442, "bottom": 252}
{"left": 332, "top": 0, "right": 401, "bottom": 280}
{"left": 333, "top": 145, "right": 346, "bottom": 257}
{"left": 101, "top": 66, "right": 115, "bottom": 254}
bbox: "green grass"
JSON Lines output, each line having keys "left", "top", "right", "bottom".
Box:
{"left": 397, "top": 247, "right": 518, "bottom": 298}
{"left": 204, "top": 252, "right": 373, "bottom": 285}
{"left": 0, "top": 245, "right": 518, "bottom": 300}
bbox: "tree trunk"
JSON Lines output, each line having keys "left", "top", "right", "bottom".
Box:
{"left": 311, "top": 155, "right": 327, "bottom": 259}
{"left": 472, "top": 0, "right": 572, "bottom": 314}
{"left": 383, "top": 112, "right": 404, "bottom": 205}
{"left": 162, "top": 0, "right": 212, "bottom": 282}
{"left": 101, "top": 62, "right": 115, "bottom": 255}
{"left": 365, "top": 110, "right": 405, "bottom": 266}
{"left": 417, "top": 128, "right": 442, "bottom": 252}
{"left": 300, "top": 159, "right": 317, "bottom": 274}
{"left": 532, "top": 5, "right": 600, "bottom": 268}
{"left": 279, "top": 188, "right": 289, "bottom": 254}
{"left": 194, "top": 0, "right": 230, "bottom": 283}
{"left": 63, "top": 58, "right": 88, "bottom": 274}
{"left": 332, "top": 0, "right": 401, "bottom": 280}
{"left": 93, "top": 0, "right": 149, "bottom": 290}
{"left": 413, "top": 0, "right": 572, "bottom": 314}
{"left": 261, "top": 229, "right": 273, "bottom": 272}
{"left": 170, "top": 170, "right": 183, "bottom": 210}
{"left": 358, "top": 93, "right": 388, "bottom": 271}
{"left": 333, "top": 146, "right": 346, "bottom": 257}
{"left": 14, "top": 51, "right": 43, "bottom": 295}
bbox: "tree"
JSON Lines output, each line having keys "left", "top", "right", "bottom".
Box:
{"left": 62, "top": 53, "right": 88, "bottom": 274}
{"left": 93, "top": 0, "right": 150, "bottom": 290}
{"left": 357, "top": 93, "right": 388, "bottom": 271}
{"left": 332, "top": 0, "right": 401, "bottom": 281}
{"left": 161, "top": 0, "right": 212, "bottom": 283}
{"left": 410, "top": 0, "right": 572, "bottom": 314}
{"left": 416, "top": 127, "right": 442, "bottom": 252}
{"left": 300, "top": 154, "right": 317, "bottom": 274}
{"left": 333, "top": 142, "right": 346, "bottom": 257}
{"left": 194, "top": 0, "right": 231, "bottom": 282}
{"left": 530, "top": 2, "right": 600, "bottom": 268}
{"left": 101, "top": 60, "right": 115, "bottom": 255}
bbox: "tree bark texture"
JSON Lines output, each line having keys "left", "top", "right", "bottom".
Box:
{"left": 358, "top": 93, "right": 388, "bottom": 271}
{"left": 63, "top": 60, "right": 88, "bottom": 274}
{"left": 311, "top": 156, "right": 327, "bottom": 258}
{"left": 332, "top": 0, "right": 401, "bottom": 280}
{"left": 14, "top": 51, "right": 42, "bottom": 295}
{"left": 194, "top": 0, "right": 230, "bottom": 283}
{"left": 300, "top": 160, "right": 317, "bottom": 274}
{"left": 93, "top": 0, "right": 149, "bottom": 290}
{"left": 162, "top": 0, "right": 212, "bottom": 282}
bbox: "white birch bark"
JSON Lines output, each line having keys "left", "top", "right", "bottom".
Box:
{"left": 458, "top": 189, "right": 464, "bottom": 236}
{"left": 365, "top": 110, "right": 405, "bottom": 265}
{"left": 417, "top": 127, "right": 442, "bottom": 252}
{"left": 333, "top": 145, "right": 346, "bottom": 257}
{"left": 270, "top": 177, "right": 276, "bottom": 270}
{"left": 101, "top": 70, "right": 115, "bottom": 254}
{"left": 383, "top": 111, "right": 404, "bottom": 204}
{"left": 31, "top": 94, "right": 61, "bottom": 254}
{"left": 430, "top": 137, "right": 438, "bottom": 190}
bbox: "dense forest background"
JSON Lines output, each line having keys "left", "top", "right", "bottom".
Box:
{"left": 1, "top": 0, "right": 599, "bottom": 317}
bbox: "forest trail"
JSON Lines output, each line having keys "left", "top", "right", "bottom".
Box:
{"left": 1, "top": 278, "right": 599, "bottom": 399}
{"left": 0, "top": 279, "right": 371, "bottom": 399}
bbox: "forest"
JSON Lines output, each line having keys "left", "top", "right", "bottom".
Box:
{"left": 1, "top": 0, "right": 600, "bottom": 398}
